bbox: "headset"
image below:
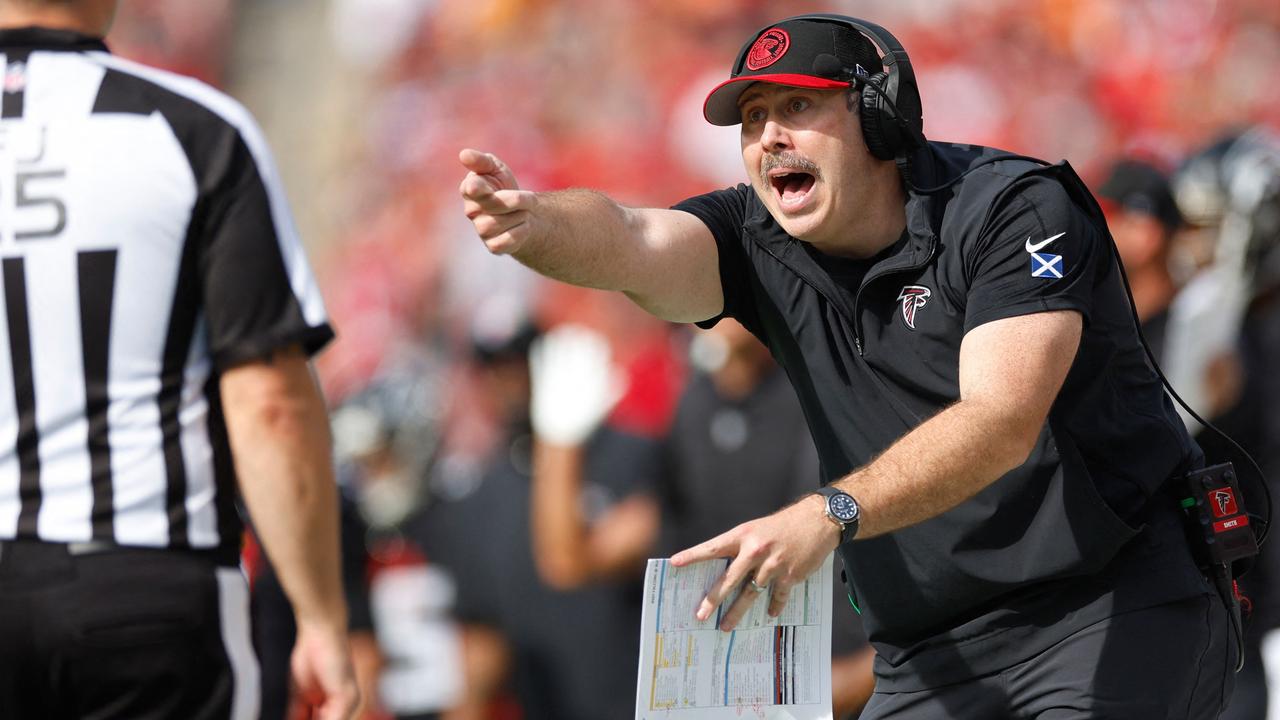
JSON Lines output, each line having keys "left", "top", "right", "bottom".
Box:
{"left": 770, "top": 13, "right": 927, "bottom": 163}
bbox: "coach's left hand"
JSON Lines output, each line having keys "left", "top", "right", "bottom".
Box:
{"left": 671, "top": 494, "right": 841, "bottom": 631}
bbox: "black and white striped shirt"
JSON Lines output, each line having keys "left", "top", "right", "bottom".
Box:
{"left": 0, "top": 27, "right": 333, "bottom": 561}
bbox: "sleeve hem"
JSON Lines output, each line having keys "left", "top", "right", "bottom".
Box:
{"left": 212, "top": 323, "right": 335, "bottom": 370}
{"left": 964, "top": 298, "right": 1089, "bottom": 335}
{"left": 694, "top": 315, "right": 723, "bottom": 329}
{"left": 670, "top": 199, "right": 740, "bottom": 329}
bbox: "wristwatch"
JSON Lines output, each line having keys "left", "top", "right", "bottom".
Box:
{"left": 813, "top": 486, "right": 860, "bottom": 544}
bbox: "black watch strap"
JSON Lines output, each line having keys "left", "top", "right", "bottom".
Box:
{"left": 813, "top": 486, "right": 860, "bottom": 544}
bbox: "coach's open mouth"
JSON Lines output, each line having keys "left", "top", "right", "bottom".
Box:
{"left": 769, "top": 170, "right": 816, "bottom": 210}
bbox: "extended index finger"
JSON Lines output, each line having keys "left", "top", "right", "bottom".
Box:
{"left": 459, "top": 148, "right": 520, "bottom": 194}
{"left": 460, "top": 146, "right": 494, "bottom": 169}
{"left": 671, "top": 530, "right": 736, "bottom": 568}
{"left": 458, "top": 147, "right": 498, "bottom": 173}
{"left": 671, "top": 529, "right": 749, "bottom": 623}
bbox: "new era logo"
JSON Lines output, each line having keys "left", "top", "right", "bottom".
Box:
{"left": 1030, "top": 253, "right": 1063, "bottom": 279}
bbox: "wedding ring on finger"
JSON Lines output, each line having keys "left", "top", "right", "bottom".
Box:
{"left": 748, "top": 578, "right": 769, "bottom": 594}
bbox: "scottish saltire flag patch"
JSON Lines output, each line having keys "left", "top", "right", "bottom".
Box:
{"left": 1031, "top": 252, "right": 1063, "bottom": 279}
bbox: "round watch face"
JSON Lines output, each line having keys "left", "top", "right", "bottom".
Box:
{"left": 829, "top": 493, "right": 859, "bottom": 523}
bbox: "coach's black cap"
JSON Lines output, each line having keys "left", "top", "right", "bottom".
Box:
{"left": 703, "top": 18, "right": 884, "bottom": 126}
{"left": 1098, "top": 159, "right": 1184, "bottom": 233}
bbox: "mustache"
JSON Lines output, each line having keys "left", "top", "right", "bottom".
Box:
{"left": 761, "top": 152, "right": 821, "bottom": 179}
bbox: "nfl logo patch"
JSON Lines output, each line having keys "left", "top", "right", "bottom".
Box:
{"left": 1030, "top": 252, "right": 1063, "bottom": 279}
{"left": 3, "top": 62, "right": 25, "bottom": 94}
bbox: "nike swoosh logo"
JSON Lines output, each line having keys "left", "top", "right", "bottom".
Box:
{"left": 1025, "top": 232, "right": 1066, "bottom": 253}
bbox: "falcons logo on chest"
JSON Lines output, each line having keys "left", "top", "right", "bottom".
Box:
{"left": 897, "top": 285, "right": 931, "bottom": 330}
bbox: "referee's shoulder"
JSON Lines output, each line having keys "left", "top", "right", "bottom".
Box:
{"left": 84, "top": 51, "right": 267, "bottom": 148}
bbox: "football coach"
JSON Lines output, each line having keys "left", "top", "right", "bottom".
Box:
{"left": 460, "top": 14, "right": 1232, "bottom": 718}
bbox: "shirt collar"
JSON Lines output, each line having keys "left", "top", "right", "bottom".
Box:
{"left": 0, "top": 27, "right": 109, "bottom": 53}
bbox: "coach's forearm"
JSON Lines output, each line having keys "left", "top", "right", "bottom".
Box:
{"left": 832, "top": 398, "right": 1037, "bottom": 539}
{"left": 463, "top": 148, "right": 722, "bottom": 322}
{"left": 832, "top": 312, "right": 1080, "bottom": 539}
{"left": 222, "top": 349, "right": 347, "bottom": 630}
{"left": 511, "top": 190, "right": 724, "bottom": 322}
{"left": 510, "top": 189, "right": 648, "bottom": 291}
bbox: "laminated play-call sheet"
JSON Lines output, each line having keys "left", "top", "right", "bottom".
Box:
{"left": 635, "top": 556, "right": 833, "bottom": 720}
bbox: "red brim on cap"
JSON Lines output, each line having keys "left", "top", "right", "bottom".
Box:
{"left": 703, "top": 74, "right": 851, "bottom": 126}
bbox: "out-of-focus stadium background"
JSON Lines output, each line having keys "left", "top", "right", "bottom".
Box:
{"left": 107, "top": 1, "right": 1280, "bottom": 719}
{"left": 109, "top": 0, "right": 1280, "bottom": 400}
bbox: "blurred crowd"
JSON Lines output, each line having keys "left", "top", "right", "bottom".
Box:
{"left": 108, "top": 0, "right": 1280, "bottom": 718}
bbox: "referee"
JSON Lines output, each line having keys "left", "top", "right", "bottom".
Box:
{"left": 0, "top": 2, "right": 358, "bottom": 719}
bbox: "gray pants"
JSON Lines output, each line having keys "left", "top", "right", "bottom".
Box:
{"left": 861, "top": 594, "right": 1236, "bottom": 720}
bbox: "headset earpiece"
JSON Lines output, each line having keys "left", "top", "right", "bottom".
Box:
{"left": 859, "top": 72, "right": 897, "bottom": 161}
{"left": 784, "top": 13, "right": 926, "bottom": 162}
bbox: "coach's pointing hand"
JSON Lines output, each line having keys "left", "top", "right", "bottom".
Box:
{"left": 460, "top": 148, "right": 539, "bottom": 255}
{"left": 671, "top": 494, "right": 841, "bottom": 632}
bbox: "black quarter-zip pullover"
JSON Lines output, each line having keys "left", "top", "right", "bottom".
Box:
{"left": 675, "top": 141, "right": 1209, "bottom": 690}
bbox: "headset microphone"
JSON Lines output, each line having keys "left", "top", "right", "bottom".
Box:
{"left": 810, "top": 53, "right": 848, "bottom": 80}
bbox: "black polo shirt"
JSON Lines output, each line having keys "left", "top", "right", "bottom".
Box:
{"left": 675, "top": 142, "right": 1210, "bottom": 690}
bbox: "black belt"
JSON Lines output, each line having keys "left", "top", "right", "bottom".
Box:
{"left": 0, "top": 538, "right": 239, "bottom": 567}
{"left": 67, "top": 539, "right": 116, "bottom": 555}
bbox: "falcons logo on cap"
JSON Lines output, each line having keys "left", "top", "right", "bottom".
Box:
{"left": 897, "top": 286, "right": 931, "bottom": 330}
{"left": 746, "top": 28, "right": 790, "bottom": 70}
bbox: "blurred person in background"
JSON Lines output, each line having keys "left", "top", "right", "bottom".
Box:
{"left": 661, "top": 319, "right": 876, "bottom": 718}
{"left": 329, "top": 349, "right": 463, "bottom": 720}
{"left": 526, "top": 324, "right": 661, "bottom": 594}
{"left": 528, "top": 319, "right": 876, "bottom": 718}
{"left": 460, "top": 12, "right": 1235, "bottom": 718}
{"left": 1167, "top": 130, "right": 1280, "bottom": 720}
{"left": 256, "top": 367, "right": 441, "bottom": 720}
{"left": 247, "top": 489, "right": 381, "bottom": 720}
{"left": 1095, "top": 158, "right": 1185, "bottom": 360}
{"left": 413, "top": 298, "right": 654, "bottom": 720}
{"left": 1166, "top": 131, "right": 1280, "bottom": 444}
{"left": 1098, "top": 152, "right": 1278, "bottom": 718}
{"left": 0, "top": 1, "right": 356, "bottom": 718}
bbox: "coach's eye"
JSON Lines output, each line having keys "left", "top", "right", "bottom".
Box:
{"left": 744, "top": 107, "right": 766, "bottom": 124}
{"left": 788, "top": 98, "right": 810, "bottom": 114}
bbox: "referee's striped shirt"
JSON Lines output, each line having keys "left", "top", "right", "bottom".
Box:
{"left": 0, "top": 27, "right": 334, "bottom": 562}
